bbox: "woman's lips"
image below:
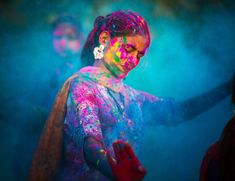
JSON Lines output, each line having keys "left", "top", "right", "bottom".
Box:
{"left": 119, "top": 65, "right": 129, "bottom": 73}
{"left": 122, "top": 63, "right": 136, "bottom": 72}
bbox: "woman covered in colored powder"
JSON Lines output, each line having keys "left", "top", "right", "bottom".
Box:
{"left": 29, "top": 10, "right": 232, "bottom": 181}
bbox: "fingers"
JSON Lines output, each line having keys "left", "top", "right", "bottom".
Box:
{"left": 137, "top": 165, "right": 147, "bottom": 175}
{"left": 110, "top": 140, "right": 147, "bottom": 180}
{"left": 113, "top": 141, "right": 122, "bottom": 163}
{"left": 123, "top": 142, "right": 140, "bottom": 165}
{"left": 112, "top": 140, "right": 128, "bottom": 163}
{"left": 107, "top": 151, "right": 116, "bottom": 168}
{"left": 112, "top": 140, "right": 142, "bottom": 167}
{"left": 122, "top": 141, "right": 146, "bottom": 175}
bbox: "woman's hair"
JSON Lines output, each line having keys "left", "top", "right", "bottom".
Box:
{"left": 81, "top": 10, "right": 151, "bottom": 66}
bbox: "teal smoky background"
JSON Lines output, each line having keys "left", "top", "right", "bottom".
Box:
{"left": 0, "top": 0, "right": 235, "bottom": 180}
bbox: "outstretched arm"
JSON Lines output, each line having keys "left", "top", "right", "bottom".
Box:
{"left": 141, "top": 76, "right": 233, "bottom": 126}
{"left": 177, "top": 78, "right": 232, "bottom": 121}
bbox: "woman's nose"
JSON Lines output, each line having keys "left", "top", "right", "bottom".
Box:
{"left": 132, "top": 53, "right": 140, "bottom": 66}
{"left": 127, "top": 56, "right": 140, "bottom": 69}
{"left": 133, "top": 58, "right": 140, "bottom": 66}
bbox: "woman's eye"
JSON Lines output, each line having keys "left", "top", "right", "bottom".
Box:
{"left": 124, "top": 44, "right": 135, "bottom": 52}
{"left": 137, "top": 53, "right": 144, "bottom": 58}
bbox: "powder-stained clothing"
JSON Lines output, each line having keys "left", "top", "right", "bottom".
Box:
{"left": 61, "top": 66, "right": 181, "bottom": 180}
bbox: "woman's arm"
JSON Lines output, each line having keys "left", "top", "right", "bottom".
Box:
{"left": 83, "top": 136, "right": 114, "bottom": 179}
{"left": 141, "top": 77, "right": 233, "bottom": 125}
{"left": 177, "top": 78, "right": 232, "bottom": 121}
{"left": 71, "top": 80, "right": 146, "bottom": 180}
{"left": 70, "top": 79, "right": 112, "bottom": 177}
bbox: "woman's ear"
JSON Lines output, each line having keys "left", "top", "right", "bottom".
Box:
{"left": 99, "top": 31, "right": 111, "bottom": 46}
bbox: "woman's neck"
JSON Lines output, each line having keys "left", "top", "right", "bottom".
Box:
{"left": 93, "top": 59, "right": 110, "bottom": 74}
{"left": 78, "top": 66, "right": 124, "bottom": 92}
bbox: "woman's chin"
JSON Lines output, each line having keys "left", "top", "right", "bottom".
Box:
{"left": 115, "top": 72, "right": 128, "bottom": 79}
{"left": 109, "top": 67, "right": 128, "bottom": 79}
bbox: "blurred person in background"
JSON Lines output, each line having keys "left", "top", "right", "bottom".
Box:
{"left": 13, "top": 14, "right": 93, "bottom": 181}
{"left": 50, "top": 14, "right": 87, "bottom": 95}
{"left": 46, "top": 14, "right": 85, "bottom": 109}
{"left": 27, "top": 14, "right": 86, "bottom": 116}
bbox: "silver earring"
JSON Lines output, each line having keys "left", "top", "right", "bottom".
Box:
{"left": 93, "top": 44, "right": 104, "bottom": 60}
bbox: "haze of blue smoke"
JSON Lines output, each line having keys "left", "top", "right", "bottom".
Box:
{"left": 126, "top": 4, "right": 235, "bottom": 181}
{"left": 1, "top": 1, "right": 235, "bottom": 181}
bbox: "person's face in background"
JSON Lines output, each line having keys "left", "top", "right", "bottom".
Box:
{"left": 52, "top": 23, "right": 81, "bottom": 57}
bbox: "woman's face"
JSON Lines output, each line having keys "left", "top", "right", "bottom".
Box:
{"left": 103, "top": 35, "right": 149, "bottom": 79}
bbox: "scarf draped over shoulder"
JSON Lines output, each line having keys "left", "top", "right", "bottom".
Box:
{"left": 28, "top": 73, "right": 78, "bottom": 181}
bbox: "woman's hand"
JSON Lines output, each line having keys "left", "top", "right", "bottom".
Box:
{"left": 107, "top": 140, "right": 147, "bottom": 181}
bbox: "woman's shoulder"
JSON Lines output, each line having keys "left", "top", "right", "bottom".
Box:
{"left": 122, "top": 84, "right": 139, "bottom": 97}
{"left": 122, "top": 84, "right": 159, "bottom": 102}
{"left": 66, "top": 70, "right": 98, "bottom": 94}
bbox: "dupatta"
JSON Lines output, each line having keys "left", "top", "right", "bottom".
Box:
{"left": 28, "top": 73, "right": 78, "bottom": 181}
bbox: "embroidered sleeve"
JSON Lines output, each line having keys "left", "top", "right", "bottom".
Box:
{"left": 137, "top": 90, "right": 182, "bottom": 126}
{"left": 70, "top": 78, "right": 103, "bottom": 142}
